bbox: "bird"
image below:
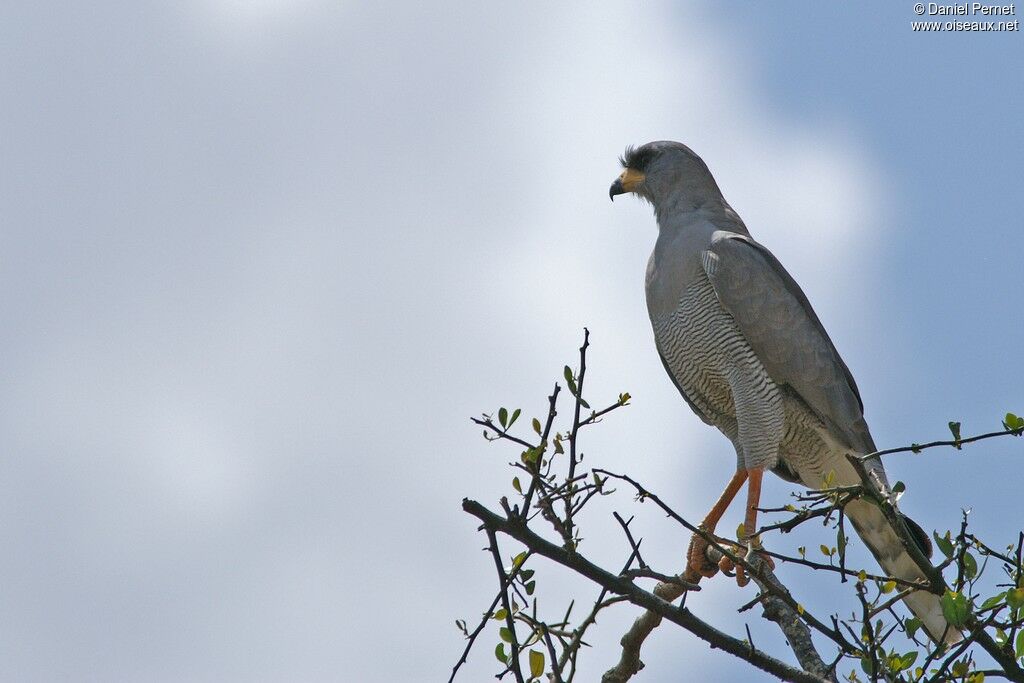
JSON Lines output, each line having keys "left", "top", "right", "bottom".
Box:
{"left": 609, "top": 140, "right": 959, "bottom": 644}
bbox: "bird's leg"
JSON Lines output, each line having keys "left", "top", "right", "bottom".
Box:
{"left": 686, "top": 469, "right": 747, "bottom": 578}
{"left": 724, "top": 467, "right": 775, "bottom": 587}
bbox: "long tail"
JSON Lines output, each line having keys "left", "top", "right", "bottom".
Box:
{"left": 844, "top": 499, "right": 962, "bottom": 645}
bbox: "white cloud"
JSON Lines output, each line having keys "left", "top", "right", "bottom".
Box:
{"left": 0, "top": 2, "right": 888, "bottom": 681}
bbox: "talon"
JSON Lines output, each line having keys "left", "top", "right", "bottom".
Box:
{"left": 717, "top": 554, "right": 735, "bottom": 575}
{"left": 686, "top": 533, "right": 720, "bottom": 579}
{"left": 735, "top": 563, "right": 749, "bottom": 587}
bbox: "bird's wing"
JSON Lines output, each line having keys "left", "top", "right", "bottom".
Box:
{"left": 657, "top": 350, "right": 716, "bottom": 426}
{"left": 702, "top": 231, "right": 876, "bottom": 457}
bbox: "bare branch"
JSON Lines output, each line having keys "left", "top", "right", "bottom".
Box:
{"left": 859, "top": 425, "right": 1023, "bottom": 462}
{"left": 463, "top": 498, "right": 833, "bottom": 683}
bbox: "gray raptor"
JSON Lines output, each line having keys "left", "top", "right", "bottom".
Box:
{"left": 609, "top": 140, "right": 958, "bottom": 644}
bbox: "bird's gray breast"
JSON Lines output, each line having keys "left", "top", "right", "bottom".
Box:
{"left": 652, "top": 275, "right": 854, "bottom": 484}
{"left": 653, "top": 272, "right": 814, "bottom": 474}
{"left": 651, "top": 277, "right": 754, "bottom": 435}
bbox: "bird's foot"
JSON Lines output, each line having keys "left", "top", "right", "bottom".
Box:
{"left": 718, "top": 539, "right": 774, "bottom": 587}
{"left": 686, "top": 531, "right": 720, "bottom": 579}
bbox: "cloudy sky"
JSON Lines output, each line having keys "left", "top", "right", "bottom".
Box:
{"left": 1, "top": 2, "right": 1021, "bottom": 681}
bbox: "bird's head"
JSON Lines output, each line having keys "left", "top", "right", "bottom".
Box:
{"left": 609, "top": 141, "right": 721, "bottom": 209}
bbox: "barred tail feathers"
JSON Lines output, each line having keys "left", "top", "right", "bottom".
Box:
{"left": 844, "top": 499, "right": 962, "bottom": 645}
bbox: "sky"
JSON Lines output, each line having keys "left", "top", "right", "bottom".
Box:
{"left": 0, "top": 2, "right": 1021, "bottom": 681}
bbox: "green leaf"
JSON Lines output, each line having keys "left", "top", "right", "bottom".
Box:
{"left": 532, "top": 418, "right": 542, "bottom": 435}
{"left": 891, "top": 480, "right": 906, "bottom": 495}
{"left": 820, "top": 544, "right": 832, "bottom": 558}
{"left": 512, "top": 551, "right": 528, "bottom": 569}
{"left": 529, "top": 649, "right": 544, "bottom": 677}
{"left": 797, "top": 546, "right": 806, "bottom": 559}
{"left": 493, "top": 608, "right": 507, "bottom": 621}
{"left": 905, "top": 617, "right": 921, "bottom": 639}
{"left": 1006, "top": 586, "right": 1024, "bottom": 610}
{"left": 980, "top": 591, "right": 1006, "bottom": 610}
{"left": 941, "top": 590, "right": 969, "bottom": 627}
{"left": 521, "top": 448, "right": 541, "bottom": 466}
{"left": 563, "top": 366, "right": 578, "bottom": 395}
{"left": 495, "top": 643, "right": 507, "bottom": 663}
{"left": 948, "top": 421, "right": 962, "bottom": 448}
{"left": 1004, "top": 412, "right": 1024, "bottom": 431}
{"left": 512, "top": 477, "right": 522, "bottom": 493}
{"left": 995, "top": 628, "right": 1008, "bottom": 646}
{"left": 525, "top": 580, "right": 536, "bottom": 595}
{"left": 901, "top": 651, "right": 918, "bottom": 669}
{"left": 499, "top": 407, "right": 508, "bottom": 428}
{"left": 858, "top": 569, "right": 868, "bottom": 582}
{"left": 881, "top": 580, "right": 897, "bottom": 594}
{"left": 933, "top": 531, "right": 954, "bottom": 559}
{"left": 499, "top": 627, "right": 513, "bottom": 643}
{"left": 1016, "top": 628, "right": 1024, "bottom": 659}
{"left": 618, "top": 392, "right": 631, "bottom": 405}
{"left": 508, "top": 408, "right": 521, "bottom": 428}
{"left": 963, "top": 552, "right": 978, "bottom": 580}
{"left": 520, "top": 569, "right": 535, "bottom": 581}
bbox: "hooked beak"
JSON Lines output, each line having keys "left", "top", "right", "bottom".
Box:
{"left": 609, "top": 168, "right": 645, "bottom": 201}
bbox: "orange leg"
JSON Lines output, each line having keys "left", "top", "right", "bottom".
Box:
{"left": 744, "top": 467, "right": 763, "bottom": 542}
{"left": 686, "top": 470, "right": 747, "bottom": 578}
{"left": 721, "top": 467, "right": 775, "bottom": 586}
{"left": 705, "top": 470, "right": 748, "bottom": 532}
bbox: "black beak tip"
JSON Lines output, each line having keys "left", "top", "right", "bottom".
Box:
{"left": 609, "top": 179, "right": 624, "bottom": 202}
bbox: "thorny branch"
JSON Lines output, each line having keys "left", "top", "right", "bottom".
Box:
{"left": 464, "top": 499, "right": 832, "bottom": 683}
{"left": 454, "top": 332, "right": 1024, "bottom": 682}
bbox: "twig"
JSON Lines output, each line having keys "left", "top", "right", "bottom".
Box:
{"left": 859, "top": 426, "right": 1023, "bottom": 462}
{"left": 485, "top": 527, "right": 525, "bottom": 683}
{"left": 558, "top": 550, "right": 639, "bottom": 680}
{"left": 521, "top": 384, "right": 561, "bottom": 519}
{"left": 595, "top": 469, "right": 854, "bottom": 652}
{"left": 620, "top": 567, "right": 699, "bottom": 588}
{"left": 612, "top": 512, "right": 647, "bottom": 569}
{"left": 448, "top": 592, "right": 503, "bottom": 683}
{"left": 463, "top": 498, "right": 832, "bottom": 683}
{"left": 563, "top": 329, "right": 590, "bottom": 543}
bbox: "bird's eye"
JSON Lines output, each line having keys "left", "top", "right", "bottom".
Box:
{"left": 632, "top": 149, "right": 656, "bottom": 171}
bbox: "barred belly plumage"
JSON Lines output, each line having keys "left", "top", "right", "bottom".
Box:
{"left": 653, "top": 277, "right": 838, "bottom": 480}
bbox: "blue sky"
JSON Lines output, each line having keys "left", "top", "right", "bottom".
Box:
{"left": 0, "top": 2, "right": 1020, "bottom": 681}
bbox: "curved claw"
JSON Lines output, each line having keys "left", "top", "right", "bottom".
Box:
{"left": 686, "top": 533, "right": 720, "bottom": 579}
